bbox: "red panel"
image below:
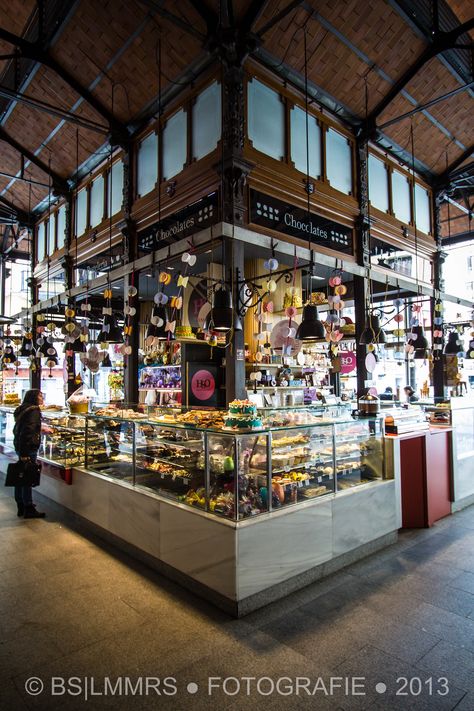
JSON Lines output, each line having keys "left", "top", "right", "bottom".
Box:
{"left": 400, "top": 435, "right": 426, "bottom": 528}
{"left": 424, "top": 431, "right": 452, "bottom": 526}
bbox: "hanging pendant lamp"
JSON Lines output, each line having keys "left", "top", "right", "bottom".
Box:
{"left": 19, "top": 337, "right": 34, "bottom": 357}
{"left": 407, "top": 324, "right": 428, "bottom": 359}
{"left": 359, "top": 313, "right": 386, "bottom": 345}
{"left": 101, "top": 353, "right": 112, "bottom": 367}
{"left": 97, "top": 315, "right": 123, "bottom": 344}
{"left": 211, "top": 286, "right": 233, "bottom": 332}
{"left": 444, "top": 331, "right": 463, "bottom": 355}
{"left": 296, "top": 305, "right": 326, "bottom": 341}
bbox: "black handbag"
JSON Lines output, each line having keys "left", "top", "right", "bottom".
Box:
{"left": 5, "top": 459, "right": 42, "bottom": 487}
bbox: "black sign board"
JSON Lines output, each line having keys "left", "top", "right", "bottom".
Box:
{"left": 249, "top": 190, "right": 353, "bottom": 255}
{"left": 138, "top": 192, "right": 219, "bottom": 256}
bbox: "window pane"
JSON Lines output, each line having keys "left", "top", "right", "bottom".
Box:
{"left": 192, "top": 81, "right": 221, "bottom": 161}
{"left": 368, "top": 155, "right": 389, "bottom": 212}
{"left": 290, "top": 106, "right": 321, "bottom": 178}
{"left": 326, "top": 128, "right": 352, "bottom": 194}
{"left": 109, "top": 160, "right": 123, "bottom": 216}
{"left": 57, "top": 204, "right": 66, "bottom": 249}
{"left": 37, "top": 222, "right": 45, "bottom": 261}
{"left": 162, "top": 109, "right": 187, "bottom": 180}
{"left": 392, "top": 170, "right": 411, "bottom": 223}
{"left": 414, "top": 184, "right": 431, "bottom": 234}
{"left": 247, "top": 78, "right": 285, "bottom": 161}
{"left": 137, "top": 132, "right": 158, "bottom": 196}
{"left": 47, "top": 215, "right": 56, "bottom": 255}
{"left": 90, "top": 174, "right": 105, "bottom": 227}
{"left": 76, "top": 188, "right": 87, "bottom": 236}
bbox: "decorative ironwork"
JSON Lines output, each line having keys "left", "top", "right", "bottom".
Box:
{"left": 235, "top": 266, "right": 295, "bottom": 316}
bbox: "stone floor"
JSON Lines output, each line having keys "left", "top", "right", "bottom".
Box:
{"left": 1, "top": 482, "right": 474, "bottom": 711}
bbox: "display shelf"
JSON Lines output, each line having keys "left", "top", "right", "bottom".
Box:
{"left": 253, "top": 385, "right": 308, "bottom": 390}
{"left": 136, "top": 453, "right": 200, "bottom": 470}
{"left": 175, "top": 338, "right": 223, "bottom": 345}
{"left": 245, "top": 363, "right": 318, "bottom": 370}
{"left": 140, "top": 364, "right": 181, "bottom": 369}
{"left": 272, "top": 459, "right": 334, "bottom": 474}
{"left": 82, "top": 412, "right": 386, "bottom": 521}
{"left": 138, "top": 388, "right": 181, "bottom": 392}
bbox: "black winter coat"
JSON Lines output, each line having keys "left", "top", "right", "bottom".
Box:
{"left": 13, "top": 405, "right": 41, "bottom": 456}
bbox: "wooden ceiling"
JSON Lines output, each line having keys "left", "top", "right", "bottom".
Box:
{"left": 0, "top": 0, "right": 472, "bottom": 248}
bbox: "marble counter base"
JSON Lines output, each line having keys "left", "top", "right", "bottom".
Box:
{"left": 31, "top": 468, "right": 399, "bottom": 616}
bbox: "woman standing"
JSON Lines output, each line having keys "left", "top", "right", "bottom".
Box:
{"left": 13, "top": 389, "right": 45, "bottom": 518}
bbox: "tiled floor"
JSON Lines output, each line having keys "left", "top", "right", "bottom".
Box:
{"left": 1, "top": 482, "right": 474, "bottom": 711}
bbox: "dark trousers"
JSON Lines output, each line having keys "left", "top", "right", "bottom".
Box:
{"left": 14, "top": 451, "right": 38, "bottom": 507}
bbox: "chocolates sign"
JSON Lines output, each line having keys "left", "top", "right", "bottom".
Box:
{"left": 138, "top": 192, "right": 218, "bottom": 255}
{"left": 250, "top": 190, "right": 353, "bottom": 255}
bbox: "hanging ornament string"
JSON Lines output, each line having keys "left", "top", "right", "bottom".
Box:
{"left": 283, "top": 247, "right": 299, "bottom": 356}
{"left": 165, "top": 238, "right": 196, "bottom": 343}
{"left": 303, "top": 25, "right": 315, "bottom": 310}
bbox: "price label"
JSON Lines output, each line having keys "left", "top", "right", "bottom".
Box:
{"left": 317, "top": 476, "right": 322, "bottom": 483}
{"left": 297, "top": 481, "right": 303, "bottom": 488}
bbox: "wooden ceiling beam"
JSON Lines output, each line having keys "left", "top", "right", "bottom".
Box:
{"left": 241, "top": 0, "right": 269, "bottom": 34}
{"left": 367, "top": 17, "right": 474, "bottom": 126}
{"left": 0, "top": 126, "right": 69, "bottom": 195}
{"left": 0, "top": 26, "right": 128, "bottom": 144}
{"left": 137, "top": 0, "right": 207, "bottom": 41}
{"left": 186, "top": 0, "right": 219, "bottom": 33}
{"left": 437, "top": 145, "right": 474, "bottom": 184}
{"left": 0, "top": 195, "right": 31, "bottom": 226}
{"left": 0, "top": 84, "right": 109, "bottom": 135}
{"left": 257, "top": 0, "right": 305, "bottom": 37}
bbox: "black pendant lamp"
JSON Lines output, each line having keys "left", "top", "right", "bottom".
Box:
{"left": 408, "top": 325, "right": 429, "bottom": 359}
{"left": 98, "top": 315, "right": 123, "bottom": 344}
{"left": 20, "top": 337, "right": 34, "bottom": 357}
{"left": 211, "top": 286, "right": 233, "bottom": 332}
{"left": 444, "top": 331, "right": 463, "bottom": 355}
{"left": 359, "top": 313, "right": 386, "bottom": 345}
{"left": 71, "top": 339, "right": 87, "bottom": 353}
{"left": 39, "top": 340, "right": 57, "bottom": 358}
{"left": 296, "top": 305, "right": 326, "bottom": 341}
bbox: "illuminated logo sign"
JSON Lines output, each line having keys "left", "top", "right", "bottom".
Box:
{"left": 191, "top": 369, "right": 216, "bottom": 401}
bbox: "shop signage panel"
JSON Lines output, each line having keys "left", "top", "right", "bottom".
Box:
{"left": 340, "top": 351, "right": 356, "bottom": 374}
{"left": 138, "top": 192, "right": 219, "bottom": 255}
{"left": 249, "top": 190, "right": 353, "bottom": 255}
{"left": 187, "top": 363, "right": 219, "bottom": 407}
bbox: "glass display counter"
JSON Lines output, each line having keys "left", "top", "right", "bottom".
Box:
{"left": 0, "top": 405, "right": 15, "bottom": 453}
{"left": 23, "top": 402, "right": 397, "bottom": 616}
{"left": 449, "top": 398, "right": 474, "bottom": 507}
{"left": 39, "top": 411, "right": 86, "bottom": 468}
{"left": 0, "top": 406, "right": 85, "bottom": 478}
{"left": 84, "top": 410, "right": 388, "bottom": 521}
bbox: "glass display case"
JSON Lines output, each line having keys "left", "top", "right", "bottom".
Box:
{"left": 39, "top": 411, "right": 86, "bottom": 469}
{"left": 334, "top": 419, "right": 385, "bottom": 490}
{"left": 0, "top": 406, "right": 85, "bottom": 480}
{"left": 84, "top": 411, "right": 388, "bottom": 521}
{"left": 449, "top": 398, "right": 474, "bottom": 505}
{"left": 0, "top": 405, "right": 15, "bottom": 453}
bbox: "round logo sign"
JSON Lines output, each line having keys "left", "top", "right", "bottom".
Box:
{"left": 191, "top": 369, "right": 216, "bottom": 401}
{"left": 340, "top": 351, "right": 356, "bottom": 374}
